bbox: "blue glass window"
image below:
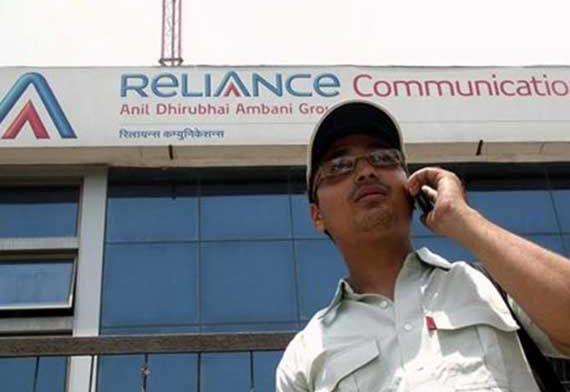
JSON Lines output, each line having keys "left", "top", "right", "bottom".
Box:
{"left": 411, "top": 207, "right": 433, "bottom": 237}
{"left": 98, "top": 352, "right": 286, "bottom": 392}
{"left": 101, "top": 243, "right": 198, "bottom": 330}
{"left": 200, "top": 353, "right": 250, "bottom": 392}
{"left": 291, "top": 194, "right": 326, "bottom": 239}
{"left": 0, "top": 357, "right": 66, "bottom": 392}
{"left": 413, "top": 236, "right": 474, "bottom": 262}
{"left": 200, "top": 322, "right": 298, "bottom": 333}
{"left": 97, "top": 355, "right": 143, "bottom": 392}
{"left": 552, "top": 190, "right": 570, "bottom": 233}
{"left": 0, "top": 187, "right": 78, "bottom": 238}
{"left": 415, "top": 235, "right": 566, "bottom": 264}
{"left": 253, "top": 351, "right": 284, "bottom": 392}
{"left": 100, "top": 355, "right": 198, "bottom": 392}
{"left": 148, "top": 354, "right": 198, "bottom": 392}
{"left": 295, "top": 239, "right": 347, "bottom": 320}
{"left": 0, "top": 358, "right": 35, "bottom": 392}
{"left": 101, "top": 166, "right": 570, "bottom": 337}
{"left": 467, "top": 190, "right": 558, "bottom": 234}
{"left": 525, "top": 235, "right": 566, "bottom": 256}
{"left": 562, "top": 235, "right": 570, "bottom": 258}
{"left": 201, "top": 183, "right": 291, "bottom": 240}
{"left": 36, "top": 357, "right": 67, "bottom": 392}
{"left": 200, "top": 241, "right": 297, "bottom": 328}
{"left": 106, "top": 185, "right": 198, "bottom": 242}
{"left": 100, "top": 324, "right": 200, "bottom": 335}
{"left": 0, "top": 257, "right": 74, "bottom": 309}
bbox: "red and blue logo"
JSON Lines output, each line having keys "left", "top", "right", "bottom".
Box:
{"left": 0, "top": 72, "right": 76, "bottom": 139}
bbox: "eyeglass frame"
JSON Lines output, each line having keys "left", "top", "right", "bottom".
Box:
{"left": 311, "top": 148, "right": 406, "bottom": 202}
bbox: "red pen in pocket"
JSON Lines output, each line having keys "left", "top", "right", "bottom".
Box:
{"left": 426, "top": 315, "right": 437, "bottom": 331}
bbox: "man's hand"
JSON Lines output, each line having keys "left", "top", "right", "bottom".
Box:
{"left": 406, "top": 167, "right": 474, "bottom": 239}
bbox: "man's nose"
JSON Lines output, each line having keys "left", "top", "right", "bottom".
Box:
{"left": 353, "top": 156, "right": 378, "bottom": 182}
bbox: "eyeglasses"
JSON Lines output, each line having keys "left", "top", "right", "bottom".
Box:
{"left": 312, "top": 148, "right": 405, "bottom": 199}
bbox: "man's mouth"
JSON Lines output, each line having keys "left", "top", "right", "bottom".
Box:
{"left": 352, "top": 184, "right": 389, "bottom": 203}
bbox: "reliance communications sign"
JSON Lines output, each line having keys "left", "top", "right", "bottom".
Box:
{"left": 1, "top": 66, "right": 570, "bottom": 147}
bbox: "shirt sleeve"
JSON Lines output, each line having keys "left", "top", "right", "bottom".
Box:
{"left": 508, "top": 295, "right": 570, "bottom": 359}
{"left": 275, "top": 333, "right": 311, "bottom": 392}
{"left": 276, "top": 363, "right": 310, "bottom": 392}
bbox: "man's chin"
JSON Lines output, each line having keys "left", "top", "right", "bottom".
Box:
{"left": 353, "top": 208, "right": 395, "bottom": 234}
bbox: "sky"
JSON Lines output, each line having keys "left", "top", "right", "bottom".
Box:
{"left": 1, "top": 0, "right": 570, "bottom": 67}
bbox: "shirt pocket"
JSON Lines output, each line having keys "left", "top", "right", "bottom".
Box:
{"left": 431, "top": 305, "right": 519, "bottom": 389}
{"left": 315, "top": 340, "right": 380, "bottom": 392}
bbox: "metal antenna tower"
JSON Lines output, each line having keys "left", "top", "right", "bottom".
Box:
{"left": 159, "top": 0, "right": 183, "bottom": 66}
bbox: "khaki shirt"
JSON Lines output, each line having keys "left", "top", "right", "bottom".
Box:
{"left": 276, "top": 247, "right": 565, "bottom": 392}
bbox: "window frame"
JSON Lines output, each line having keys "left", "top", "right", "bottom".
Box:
{"left": 0, "top": 167, "right": 84, "bottom": 334}
{"left": 0, "top": 252, "right": 77, "bottom": 314}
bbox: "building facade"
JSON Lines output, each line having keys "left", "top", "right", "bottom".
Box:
{"left": 0, "top": 66, "right": 569, "bottom": 391}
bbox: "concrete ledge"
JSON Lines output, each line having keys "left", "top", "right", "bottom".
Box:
{"left": 0, "top": 142, "right": 568, "bottom": 167}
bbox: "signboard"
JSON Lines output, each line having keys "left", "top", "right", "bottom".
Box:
{"left": 1, "top": 66, "right": 570, "bottom": 148}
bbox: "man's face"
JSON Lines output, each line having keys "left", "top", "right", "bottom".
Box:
{"left": 310, "top": 133, "right": 413, "bottom": 242}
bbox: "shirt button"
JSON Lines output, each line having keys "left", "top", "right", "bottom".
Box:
{"left": 380, "top": 300, "right": 389, "bottom": 309}
{"left": 404, "top": 323, "right": 412, "bottom": 331}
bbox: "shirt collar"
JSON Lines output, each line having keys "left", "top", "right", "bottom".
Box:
{"left": 414, "top": 246, "right": 452, "bottom": 270}
{"left": 318, "top": 279, "right": 347, "bottom": 320}
{"left": 318, "top": 247, "right": 451, "bottom": 320}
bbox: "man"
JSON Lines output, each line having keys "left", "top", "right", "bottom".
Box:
{"left": 276, "top": 100, "right": 570, "bottom": 391}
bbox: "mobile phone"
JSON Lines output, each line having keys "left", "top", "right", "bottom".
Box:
{"left": 415, "top": 190, "right": 434, "bottom": 215}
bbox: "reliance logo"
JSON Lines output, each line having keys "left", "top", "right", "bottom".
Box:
{"left": 121, "top": 71, "right": 341, "bottom": 98}
{"left": 0, "top": 73, "right": 76, "bottom": 139}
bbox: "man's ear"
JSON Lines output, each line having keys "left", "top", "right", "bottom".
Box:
{"left": 310, "top": 203, "right": 326, "bottom": 233}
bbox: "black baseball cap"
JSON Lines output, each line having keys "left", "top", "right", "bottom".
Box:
{"left": 306, "top": 100, "right": 405, "bottom": 202}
